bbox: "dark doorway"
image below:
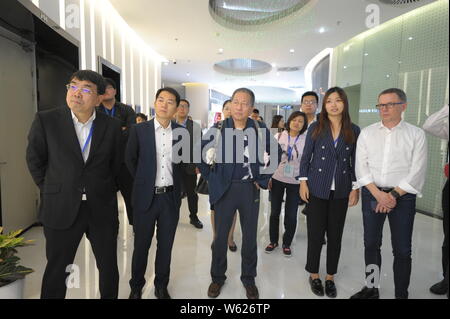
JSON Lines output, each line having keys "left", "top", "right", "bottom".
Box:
{"left": 99, "top": 57, "right": 122, "bottom": 102}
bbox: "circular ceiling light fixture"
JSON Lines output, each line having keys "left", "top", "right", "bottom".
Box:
{"left": 214, "top": 58, "right": 272, "bottom": 76}
{"left": 209, "top": 0, "right": 312, "bottom": 27}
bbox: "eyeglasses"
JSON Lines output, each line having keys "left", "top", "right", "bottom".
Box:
{"left": 375, "top": 102, "right": 404, "bottom": 110}
{"left": 66, "top": 84, "right": 94, "bottom": 95}
{"left": 302, "top": 101, "right": 317, "bottom": 105}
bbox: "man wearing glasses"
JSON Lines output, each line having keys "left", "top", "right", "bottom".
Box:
{"left": 300, "top": 91, "right": 319, "bottom": 126}
{"left": 98, "top": 78, "right": 136, "bottom": 226}
{"left": 351, "top": 88, "right": 427, "bottom": 299}
{"left": 26, "top": 70, "right": 122, "bottom": 298}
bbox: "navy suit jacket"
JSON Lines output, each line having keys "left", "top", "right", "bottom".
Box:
{"left": 125, "top": 119, "right": 183, "bottom": 213}
{"left": 198, "top": 118, "right": 282, "bottom": 205}
{"left": 298, "top": 122, "right": 360, "bottom": 200}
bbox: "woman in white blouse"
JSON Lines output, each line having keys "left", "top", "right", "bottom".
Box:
{"left": 265, "top": 111, "right": 308, "bottom": 257}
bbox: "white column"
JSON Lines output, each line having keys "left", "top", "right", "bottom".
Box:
{"left": 184, "top": 83, "right": 210, "bottom": 128}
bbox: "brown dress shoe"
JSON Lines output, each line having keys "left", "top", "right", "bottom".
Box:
{"left": 208, "top": 282, "right": 224, "bottom": 298}
{"left": 244, "top": 285, "right": 259, "bottom": 299}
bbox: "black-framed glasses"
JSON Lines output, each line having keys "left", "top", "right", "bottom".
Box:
{"left": 66, "top": 84, "right": 94, "bottom": 95}
{"left": 375, "top": 102, "right": 404, "bottom": 110}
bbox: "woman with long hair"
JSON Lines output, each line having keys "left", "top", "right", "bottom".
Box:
{"left": 271, "top": 115, "right": 285, "bottom": 134}
{"left": 299, "top": 87, "right": 360, "bottom": 298}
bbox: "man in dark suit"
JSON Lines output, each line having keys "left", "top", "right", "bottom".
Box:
{"left": 175, "top": 99, "right": 203, "bottom": 229}
{"left": 26, "top": 70, "right": 122, "bottom": 299}
{"left": 198, "top": 88, "right": 281, "bottom": 299}
{"left": 97, "top": 78, "right": 136, "bottom": 225}
{"left": 126, "top": 87, "right": 183, "bottom": 299}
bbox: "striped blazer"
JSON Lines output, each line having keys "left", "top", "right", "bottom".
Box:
{"left": 298, "top": 122, "right": 360, "bottom": 200}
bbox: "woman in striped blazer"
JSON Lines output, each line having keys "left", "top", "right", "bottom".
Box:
{"left": 299, "top": 87, "right": 360, "bottom": 298}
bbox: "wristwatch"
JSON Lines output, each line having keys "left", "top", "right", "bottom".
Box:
{"left": 390, "top": 189, "right": 401, "bottom": 200}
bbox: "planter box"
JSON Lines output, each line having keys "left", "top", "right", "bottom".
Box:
{"left": 0, "top": 279, "right": 24, "bottom": 299}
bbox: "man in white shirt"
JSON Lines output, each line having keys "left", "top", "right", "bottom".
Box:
{"left": 126, "top": 88, "right": 184, "bottom": 299}
{"left": 351, "top": 88, "right": 428, "bottom": 299}
{"left": 423, "top": 104, "right": 449, "bottom": 298}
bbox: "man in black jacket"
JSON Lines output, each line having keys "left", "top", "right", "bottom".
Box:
{"left": 26, "top": 70, "right": 122, "bottom": 299}
{"left": 175, "top": 99, "right": 203, "bottom": 229}
{"left": 98, "top": 78, "right": 136, "bottom": 225}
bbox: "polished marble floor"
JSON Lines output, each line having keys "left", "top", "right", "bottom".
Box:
{"left": 18, "top": 190, "right": 447, "bottom": 299}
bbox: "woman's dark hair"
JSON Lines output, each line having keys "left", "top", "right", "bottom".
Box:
{"left": 271, "top": 115, "right": 284, "bottom": 130}
{"left": 286, "top": 111, "right": 308, "bottom": 136}
{"left": 69, "top": 70, "right": 106, "bottom": 95}
{"left": 155, "top": 87, "right": 181, "bottom": 107}
{"left": 136, "top": 113, "right": 148, "bottom": 121}
{"left": 222, "top": 99, "right": 231, "bottom": 109}
{"left": 312, "top": 87, "right": 355, "bottom": 144}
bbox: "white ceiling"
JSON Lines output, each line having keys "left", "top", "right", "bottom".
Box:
{"left": 108, "top": 0, "right": 436, "bottom": 103}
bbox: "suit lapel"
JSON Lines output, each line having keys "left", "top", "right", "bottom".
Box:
{"left": 60, "top": 107, "right": 85, "bottom": 164}
{"left": 149, "top": 119, "right": 157, "bottom": 174}
{"left": 85, "top": 111, "right": 107, "bottom": 165}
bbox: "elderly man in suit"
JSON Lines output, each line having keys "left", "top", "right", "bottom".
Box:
{"left": 26, "top": 70, "right": 122, "bottom": 299}
{"left": 126, "top": 87, "right": 184, "bottom": 299}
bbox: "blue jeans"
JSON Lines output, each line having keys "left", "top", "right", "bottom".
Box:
{"left": 362, "top": 187, "right": 416, "bottom": 299}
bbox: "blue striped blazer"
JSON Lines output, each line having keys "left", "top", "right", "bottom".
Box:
{"left": 298, "top": 122, "right": 360, "bottom": 200}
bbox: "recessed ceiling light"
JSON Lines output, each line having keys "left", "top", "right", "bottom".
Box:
{"left": 408, "top": 37, "right": 414, "bottom": 40}
{"left": 343, "top": 66, "right": 347, "bottom": 69}
{"left": 218, "top": 48, "right": 224, "bottom": 54}
{"left": 364, "top": 53, "right": 369, "bottom": 56}
{"left": 319, "top": 27, "right": 326, "bottom": 33}
{"left": 187, "top": 72, "right": 190, "bottom": 76}
{"left": 163, "top": 62, "right": 169, "bottom": 66}
{"left": 272, "top": 63, "right": 277, "bottom": 68}
{"left": 290, "top": 49, "right": 295, "bottom": 53}
{"left": 386, "top": 74, "right": 390, "bottom": 78}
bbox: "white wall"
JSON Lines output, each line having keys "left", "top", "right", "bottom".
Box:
{"left": 29, "top": 0, "right": 163, "bottom": 116}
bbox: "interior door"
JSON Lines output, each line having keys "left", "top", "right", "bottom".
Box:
{"left": 0, "top": 26, "right": 39, "bottom": 232}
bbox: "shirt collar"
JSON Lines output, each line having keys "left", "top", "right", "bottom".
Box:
{"left": 154, "top": 118, "right": 172, "bottom": 132}
{"left": 378, "top": 119, "right": 405, "bottom": 130}
{"left": 71, "top": 110, "right": 96, "bottom": 126}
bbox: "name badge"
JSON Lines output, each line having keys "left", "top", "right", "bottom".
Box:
{"left": 284, "top": 164, "right": 295, "bottom": 178}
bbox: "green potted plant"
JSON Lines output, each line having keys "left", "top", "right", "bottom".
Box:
{"left": 0, "top": 227, "right": 34, "bottom": 299}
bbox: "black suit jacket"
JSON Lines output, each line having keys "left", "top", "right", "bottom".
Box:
{"left": 26, "top": 106, "right": 122, "bottom": 230}
{"left": 125, "top": 119, "right": 183, "bottom": 214}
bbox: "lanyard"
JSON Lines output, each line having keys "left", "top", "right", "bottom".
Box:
{"left": 104, "top": 106, "right": 115, "bottom": 117}
{"left": 287, "top": 134, "right": 300, "bottom": 161}
{"left": 334, "top": 137, "right": 339, "bottom": 147}
{"left": 82, "top": 124, "right": 95, "bottom": 155}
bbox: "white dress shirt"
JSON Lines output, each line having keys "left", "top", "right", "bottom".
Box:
{"left": 423, "top": 104, "right": 449, "bottom": 141}
{"left": 71, "top": 110, "right": 96, "bottom": 163}
{"left": 154, "top": 118, "right": 173, "bottom": 187}
{"left": 355, "top": 120, "right": 427, "bottom": 197}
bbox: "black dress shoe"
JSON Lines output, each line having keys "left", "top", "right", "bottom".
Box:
{"left": 244, "top": 285, "right": 259, "bottom": 299}
{"left": 350, "top": 286, "right": 379, "bottom": 299}
{"left": 154, "top": 287, "right": 171, "bottom": 299}
{"left": 128, "top": 290, "right": 142, "bottom": 299}
{"left": 228, "top": 243, "right": 237, "bottom": 252}
{"left": 430, "top": 279, "right": 448, "bottom": 295}
{"left": 190, "top": 218, "right": 203, "bottom": 229}
{"left": 325, "top": 280, "right": 337, "bottom": 298}
{"left": 208, "top": 282, "right": 224, "bottom": 298}
{"left": 309, "top": 277, "right": 324, "bottom": 297}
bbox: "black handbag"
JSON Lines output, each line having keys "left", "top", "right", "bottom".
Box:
{"left": 195, "top": 176, "right": 209, "bottom": 195}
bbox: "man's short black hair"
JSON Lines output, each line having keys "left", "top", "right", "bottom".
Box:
{"left": 301, "top": 91, "right": 319, "bottom": 103}
{"left": 179, "top": 99, "right": 190, "bottom": 107}
{"left": 155, "top": 87, "right": 181, "bottom": 107}
{"left": 252, "top": 109, "right": 260, "bottom": 114}
{"left": 379, "top": 88, "right": 407, "bottom": 103}
{"left": 69, "top": 70, "right": 106, "bottom": 95}
{"left": 104, "top": 77, "right": 117, "bottom": 90}
{"left": 232, "top": 88, "right": 255, "bottom": 107}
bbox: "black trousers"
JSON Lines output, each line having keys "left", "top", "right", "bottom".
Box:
{"left": 305, "top": 193, "right": 348, "bottom": 275}
{"left": 269, "top": 179, "right": 300, "bottom": 246}
{"left": 180, "top": 170, "right": 199, "bottom": 219}
{"left": 117, "top": 163, "right": 134, "bottom": 225}
{"left": 130, "top": 192, "right": 179, "bottom": 291}
{"left": 41, "top": 201, "right": 119, "bottom": 299}
{"left": 442, "top": 179, "right": 449, "bottom": 284}
{"left": 212, "top": 180, "right": 259, "bottom": 286}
